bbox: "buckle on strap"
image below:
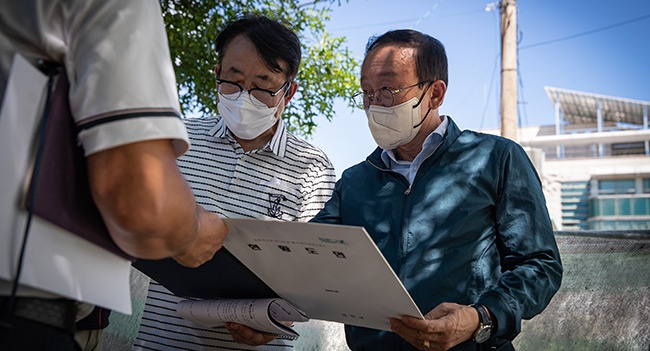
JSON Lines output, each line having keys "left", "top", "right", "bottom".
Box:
{"left": 0, "top": 297, "right": 77, "bottom": 332}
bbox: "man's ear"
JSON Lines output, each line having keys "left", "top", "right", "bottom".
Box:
{"left": 214, "top": 65, "right": 221, "bottom": 91}
{"left": 428, "top": 80, "right": 447, "bottom": 110}
{"left": 283, "top": 81, "right": 298, "bottom": 104}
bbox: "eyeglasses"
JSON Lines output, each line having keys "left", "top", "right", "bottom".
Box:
{"left": 217, "top": 78, "right": 290, "bottom": 108}
{"left": 352, "top": 81, "right": 431, "bottom": 109}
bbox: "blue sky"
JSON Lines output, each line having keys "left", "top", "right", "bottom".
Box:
{"left": 307, "top": 0, "right": 650, "bottom": 177}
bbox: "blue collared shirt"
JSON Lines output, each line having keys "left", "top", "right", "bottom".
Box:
{"left": 380, "top": 116, "right": 448, "bottom": 184}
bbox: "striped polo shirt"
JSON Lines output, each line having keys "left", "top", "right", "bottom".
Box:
{"left": 134, "top": 115, "right": 336, "bottom": 351}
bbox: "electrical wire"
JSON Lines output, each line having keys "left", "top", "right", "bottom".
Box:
{"left": 520, "top": 13, "right": 650, "bottom": 50}
{"left": 328, "top": 3, "right": 486, "bottom": 32}
{"left": 479, "top": 54, "right": 500, "bottom": 130}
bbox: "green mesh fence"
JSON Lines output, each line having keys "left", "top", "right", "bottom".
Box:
{"left": 104, "top": 231, "right": 650, "bottom": 350}
{"left": 514, "top": 231, "right": 650, "bottom": 351}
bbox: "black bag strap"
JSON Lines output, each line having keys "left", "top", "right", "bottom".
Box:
{"left": 0, "top": 61, "right": 61, "bottom": 329}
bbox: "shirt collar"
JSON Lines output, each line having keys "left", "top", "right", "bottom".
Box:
{"left": 381, "top": 115, "right": 448, "bottom": 166}
{"left": 209, "top": 116, "right": 288, "bottom": 158}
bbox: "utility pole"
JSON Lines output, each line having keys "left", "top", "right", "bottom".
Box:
{"left": 500, "top": 0, "right": 518, "bottom": 141}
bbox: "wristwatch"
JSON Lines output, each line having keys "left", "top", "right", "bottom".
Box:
{"left": 470, "top": 304, "right": 493, "bottom": 344}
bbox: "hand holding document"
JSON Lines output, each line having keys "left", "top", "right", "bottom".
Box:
{"left": 135, "top": 218, "right": 424, "bottom": 331}
{"left": 176, "top": 298, "right": 308, "bottom": 339}
{"left": 221, "top": 218, "right": 424, "bottom": 331}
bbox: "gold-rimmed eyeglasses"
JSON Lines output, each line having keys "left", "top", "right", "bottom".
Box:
{"left": 352, "top": 81, "right": 431, "bottom": 109}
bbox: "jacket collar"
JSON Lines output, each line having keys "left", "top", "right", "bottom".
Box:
{"left": 366, "top": 115, "right": 462, "bottom": 169}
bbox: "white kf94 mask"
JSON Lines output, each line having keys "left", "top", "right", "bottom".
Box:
{"left": 366, "top": 97, "right": 427, "bottom": 150}
{"left": 218, "top": 92, "right": 281, "bottom": 140}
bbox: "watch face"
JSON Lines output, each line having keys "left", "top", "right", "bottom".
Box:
{"left": 474, "top": 326, "right": 491, "bottom": 344}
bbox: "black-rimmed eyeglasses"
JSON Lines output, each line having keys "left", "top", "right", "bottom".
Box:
{"left": 352, "top": 81, "right": 431, "bottom": 109}
{"left": 217, "top": 78, "right": 290, "bottom": 108}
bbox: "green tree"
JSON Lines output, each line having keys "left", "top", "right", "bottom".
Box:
{"left": 160, "top": 0, "right": 360, "bottom": 137}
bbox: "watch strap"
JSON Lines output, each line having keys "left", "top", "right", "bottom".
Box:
{"left": 472, "top": 304, "right": 491, "bottom": 325}
{"left": 470, "top": 304, "right": 493, "bottom": 343}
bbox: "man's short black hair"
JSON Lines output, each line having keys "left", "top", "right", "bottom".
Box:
{"left": 366, "top": 29, "right": 448, "bottom": 87}
{"left": 214, "top": 14, "right": 301, "bottom": 80}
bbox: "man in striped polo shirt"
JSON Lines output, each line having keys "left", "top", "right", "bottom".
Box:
{"left": 133, "top": 15, "right": 336, "bottom": 351}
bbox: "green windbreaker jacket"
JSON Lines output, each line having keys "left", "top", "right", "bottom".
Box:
{"left": 311, "top": 117, "right": 563, "bottom": 351}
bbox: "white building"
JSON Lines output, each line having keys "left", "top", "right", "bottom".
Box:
{"left": 483, "top": 86, "right": 650, "bottom": 230}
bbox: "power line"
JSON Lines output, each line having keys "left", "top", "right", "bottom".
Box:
{"left": 478, "top": 53, "right": 500, "bottom": 130}
{"left": 520, "top": 13, "right": 650, "bottom": 50}
{"left": 411, "top": 0, "right": 445, "bottom": 29}
{"left": 329, "top": 18, "right": 421, "bottom": 32}
{"left": 328, "top": 4, "right": 486, "bottom": 32}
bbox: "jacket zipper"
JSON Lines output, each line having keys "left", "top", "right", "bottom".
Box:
{"left": 365, "top": 140, "right": 444, "bottom": 275}
{"left": 402, "top": 141, "right": 443, "bottom": 195}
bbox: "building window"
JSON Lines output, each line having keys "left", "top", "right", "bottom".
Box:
{"left": 611, "top": 142, "right": 646, "bottom": 156}
{"left": 632, "top": 198, "right": 648, "bottom": 215}
{"left": 598, "top": 179, "right": 635, "bottom": 195}
{"left": 601, "top": 198, "right": 616, "bottom": 216}
{"left": 589, "top": 197, "right": 649, "bottom": 217}
{"left": 617, "top": 198, "right": 632, "bottom": 216}
{"left": 588, "top": 177, "right": 650, "bottom": 230}
{"left": 590, "top": 219, "right": 650, "bottom": 230}
{"left": 632, "top": 220, "right": 650, "bottom": 229}
{"left": 601, "top": 220, "right": 616, "bottom": 230}
{"left": 589, "top": 199, "right": 599, "bottom": 217}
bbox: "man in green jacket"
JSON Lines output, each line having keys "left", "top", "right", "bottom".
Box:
{"left": 310, "top": 29, "right": 563, "bottom": 351}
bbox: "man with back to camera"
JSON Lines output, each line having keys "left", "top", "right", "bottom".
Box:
{"left": 0, "top": 1, "right": 228, "bottom": 349}
{"left": 302, "top": 29, "right": 563, "bottom": 351}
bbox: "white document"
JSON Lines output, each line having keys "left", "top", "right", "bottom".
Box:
{"left": 222, "top": 218, "right": 424, "bottom": 331}
{"left": 177, "top": 298, "right": 308, "bottom": 339}
{"left": 0, "top": 53, "right": 132, "bottom": 314}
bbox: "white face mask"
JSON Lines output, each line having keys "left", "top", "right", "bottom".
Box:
{"left": 218, "top": 93, "right": 281, "bottom": 140}
{"left": 366, "top": 97, "right": 425, "bottom": 150}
